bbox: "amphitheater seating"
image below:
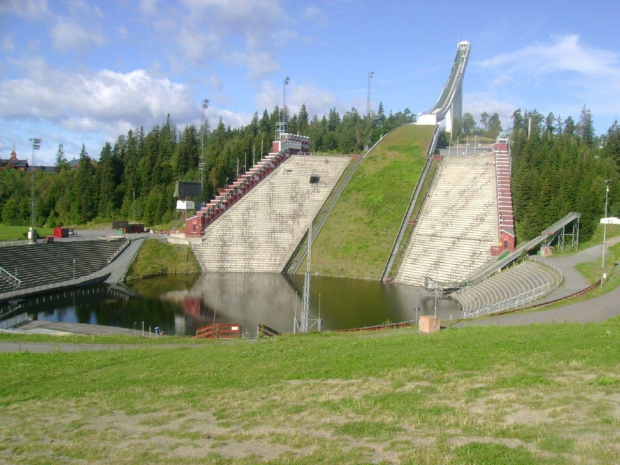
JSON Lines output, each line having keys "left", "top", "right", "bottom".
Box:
{"left": 0, "top": 238, "right": 128, "bottom": 294}
{"left": 394, "top": 154, "right": 498, "bottom": 287}
{"left": 193, "top": 155, "right": 349, "bottom": 273}
{"left": 450, "top": 261, "right": 561, "bottom": 316}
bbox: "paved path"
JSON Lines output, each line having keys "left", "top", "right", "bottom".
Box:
{"left": 455, "top": 238, "right": 620, "bottom": 327}
{"left": 102, "top": 236, "right": 147, "bottom": 284}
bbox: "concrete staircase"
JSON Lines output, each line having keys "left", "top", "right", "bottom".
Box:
{"left": 394, "top": 154, "right": 498, "bottom": 287}
{"left": 193, "top": 155, "right": 349, "bottom": 273}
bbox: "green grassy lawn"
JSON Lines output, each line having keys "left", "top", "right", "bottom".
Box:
{"left": 0, "top": 224, "right": 54, "bottom": 241}
{"left": 309, "top": 125, "right": 434, "bottom": 280}
{"left": 125, "top": 238, "right": 201, "bottom": 281}
{"left": 1, "top": 319, "right": 619, "bottom": 464}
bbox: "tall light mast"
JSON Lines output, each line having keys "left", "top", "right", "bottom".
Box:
{"left": 367, "top": 71, "right": 374, "bottom": 117}
{"left": 29, "top": 138, "right": 41, "bottom": 228}
{"left": 199, "top": 99, "right": 209, "bottom": 197}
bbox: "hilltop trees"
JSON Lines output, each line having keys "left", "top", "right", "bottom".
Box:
{"left": 449, "top": 111, "right": 504, "bottom": 141}
{"left": 510, "top": 107, "right": 619, "bottom": 242}
{"left": 0, "top": 103, "right": 415, "bottom": 228}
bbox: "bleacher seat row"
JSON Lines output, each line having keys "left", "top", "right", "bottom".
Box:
{"left": 395, "top": 154, "right": 498, "bottom": 287}
{"left": 0, "top": 238, "right": 129, "bottom": 294}
{"left": 450, "top": 261, "right": 561, "bottom": 316}
{"left": 192, "top": 155, "right": 349, "bottom": 273}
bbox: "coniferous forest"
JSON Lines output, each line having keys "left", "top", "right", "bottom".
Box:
{"left": 0, "top": 104, "right": 413, "bottom": 228}
{"left": 1, "top": 103, "right": 619, "bottom": 245}
{"left": 510, "top": 107, "right": 619, "bottom": 242}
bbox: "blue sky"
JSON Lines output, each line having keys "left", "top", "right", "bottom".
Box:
{"left": 1, "top": 0, "right": 620, "bottom": 165}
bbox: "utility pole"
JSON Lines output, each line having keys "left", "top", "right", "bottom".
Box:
{"left": 299, "top": 175, "right": 321, "bottom": 333}
{"left": 29, "top": 138, "right": 41, "bottom": 228}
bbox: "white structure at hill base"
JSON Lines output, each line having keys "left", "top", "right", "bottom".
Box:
{"left": 193, "top": 155, "right": 349, "bottom": 273}
{"left": 395, "top": 154, "right": 498, "bottom": 287}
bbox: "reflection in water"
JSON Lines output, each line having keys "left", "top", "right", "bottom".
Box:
{"left": 168, "top": 272, "right": 460, "bottom": 334}
{"left": 5, "top": 273, "right": 461, "bottom": 336}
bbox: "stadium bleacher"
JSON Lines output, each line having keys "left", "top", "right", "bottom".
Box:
{"left": 395, "top": 154, "right": 498, "bottom": 287}
{"left": 193, "top": 155, "right": 349, "bottom": 273}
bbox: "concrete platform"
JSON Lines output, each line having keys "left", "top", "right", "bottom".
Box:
{"left": 15, "top": 320, "right": 138, "bottom": 336}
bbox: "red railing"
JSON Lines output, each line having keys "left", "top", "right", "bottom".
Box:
{"left": 194, "top": 323, "right": 242, "bottom": 340}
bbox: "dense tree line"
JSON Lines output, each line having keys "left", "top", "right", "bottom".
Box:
{"left": 511, "top": 107, "right": 620, "bottom": 242}
{"left": 1, "top": 104, "right": 415, "bottom": 228}
{"left": 452, "top": 111, "right": 504, "bottom": 141}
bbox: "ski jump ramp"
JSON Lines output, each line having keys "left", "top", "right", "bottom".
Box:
{"left": 417, "top": 41, "right": 470, "bottom": 133}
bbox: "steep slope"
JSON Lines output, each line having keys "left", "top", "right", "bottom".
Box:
{"left": 307, "top": 124, "right": 435, "bottom": 280}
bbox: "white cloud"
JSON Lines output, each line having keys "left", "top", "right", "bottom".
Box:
{"left": 480, "top": 34, "right": 619, "bottom": 79}
{"left": 463, "top": 92, "right": 519, "bottom": 130}
{"left": 176, "top": 28, "right": 220, "bottom": 63}
{"left": 0, "top": 0, "right": 50, "bottom": 19}
{"left": 1, "top": 32, "right": 15, "bottom": 52}
{"left": 51, "top": 16, "right": 105, "bottom": 52}
{"left": 302, "top": 5, "right": 328, "bottom": 26}
{"left": 478, "top": 35, "right": 620, "bottom": 132}
{"left": 0, "top": 61, "right": 198, "bottom": 136}
{"left": 139, "top": 0, "right": 160, "bottom": 15}
{"left": 225, "top": 51, "right": 280, "bottom": 80}
{"left": 256, "top": 80, "right": 339, "bottom": 118}
{"left": 141, "top": 0, "right": 288, "bottom": 79}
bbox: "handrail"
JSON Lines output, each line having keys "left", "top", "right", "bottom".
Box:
{"left": 392, "top": 152, "right": 443, "bottom": 282}
{"left": 382, "top": 125, "right": 440, "bottom": 281}
{"left": 194, "top": 323, "right": 242, "bottom": 340}
{"left": 256, "top": 324, "right": 280, "bottom": 338}
{"left": 0, "top": 266, "right": 22, "bottom": 289}
{"left": 0, "top": 271, "right": 111, "bottom": 303}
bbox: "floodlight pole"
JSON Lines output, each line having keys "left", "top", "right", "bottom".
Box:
{"left": 601, "top": 180, "right": 612, "bottom": 286}
{"left": 29, "top": 138, "right": 41, "bottom": 228}
{"left": 200, "top": 99, "right": 209, "bottom": 196}
{"left": 367, "top": 71, "right": 374, "bottom": 117}
{"left": 283, "top": 76, "right": 289, "bottom": 125}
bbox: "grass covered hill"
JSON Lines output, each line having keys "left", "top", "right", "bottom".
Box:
{"left": 308, "top": 124, "right": 435, "bottom": 280}
{"left": 1, "top": 319, "right": 619, "bottom": 464}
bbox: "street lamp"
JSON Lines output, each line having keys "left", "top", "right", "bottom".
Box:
{"left": 29, "top": 138, "right": 41, "bottom": 228}
{"left": 601, "top": 179, "right": 612, "bottom": 286}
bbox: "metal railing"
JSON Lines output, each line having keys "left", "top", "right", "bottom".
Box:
{"left": 0, "top": 271, "right": 110, "bottom": 303}
{"left": 0, "top": 312, "right": 29, "bottom": 330}
{"left": 461, "top": 258, "right": 563, "bottom": 318}
{"left": 0, "top": 267, "right": 21, "bottom": 289}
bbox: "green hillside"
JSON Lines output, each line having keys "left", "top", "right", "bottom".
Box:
{"left": 307, "top": 124, "right": 435, "bottom": 279}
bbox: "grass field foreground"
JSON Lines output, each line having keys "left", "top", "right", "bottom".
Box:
{"left": 1, "top": 319, "right": 619, "bottom": 464}
{"left": 309, "top": 124, "right": 434, "bottom": 280}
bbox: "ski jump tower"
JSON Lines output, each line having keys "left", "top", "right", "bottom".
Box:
{"left": 417, "top": 41, "right": 470, "bottom": 133}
